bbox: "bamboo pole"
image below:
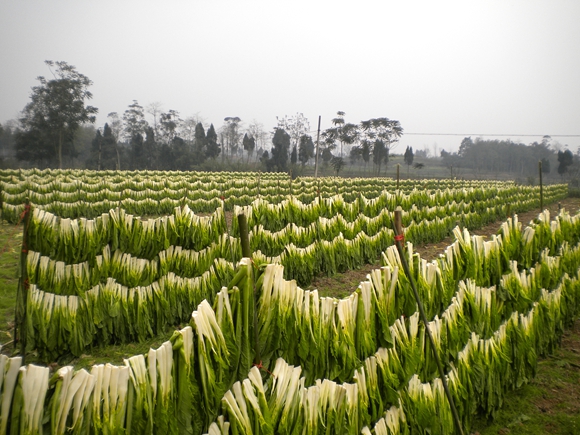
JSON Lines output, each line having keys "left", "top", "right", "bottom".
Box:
{"left": 314, "top": 116, "right": 321, "bottom": 178}
{"left": 396, "top": 164, "right": 400, "bottom": 190}
{"left": 15, "top": 199, "right": 31, "bottom": 362}
{"left": 238, "top": 213, "right": 251, "bottom": 258}
{"left": 539, "top": 160, "right": 544, "bottom": 211}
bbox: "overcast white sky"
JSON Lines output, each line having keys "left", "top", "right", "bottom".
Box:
{"left": 1, "top": 0, "right": 579, "bottom": 154}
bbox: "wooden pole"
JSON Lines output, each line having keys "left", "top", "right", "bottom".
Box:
{"left": 238, "top": 213, "right": 251, "bottom": 258}
{"left": 396, "top": 164, "right": 400, "bottom": 190}
{"left": 15, "top": 199, "right": 31, "bottom": 362}
{"left": 314, "top": 115, "right": 321, "bottom": 178}
{"left": 539, "top": 160, "right": 544, "bottom": 211}
{"left": 394, "top": 206, "right": 403, "bottom": 235}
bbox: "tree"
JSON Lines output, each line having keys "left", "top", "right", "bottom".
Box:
{"left": 16, "top": 60, "right": 98, "bottom": 168}
{"left": 158, "top": 110, "right": 181, "bottom": 146}
{"left": 290, "top": 145, "right": 297, "bottom": 165}
{"left": 541, "top": 157, "right": 550, "bottom": 174}
{"left": 0, "top": 121, "right": 17, "bottom": 162}
{"left": 122, "top": 100, "right": 148, "bottom": 142}
{"left": 181, "top": 114, "right": 205, "bottom": 144}
{"left": 205, "top": 124, "right": 220, "bottom": 160}
{"left": 247, "top": 121, "right": 269, "bottom": 162}
{"left": 106, "top": 112, "right": 123, "bottom": 143}
{"left": 146, "top": 102, "right": 163, "bottom": 139}
{"left": 171, "top": 136, "right": 192, "bottom": 170}
{"left": 90, "top": 129, "right": 103, "bottom": 170}
{"left": 143, "top": 127, "right": 157, "bottom": 169}
{"left": 360, "top": 140, "right": 371, "bottom": 172}
{"left": 322, "top": 112, "right": 359, "bottom": 158}
{"left": 242, "top": 133, "right": 256, "bottom": 163}
{"left": 194, "top": 122, "right": 207, "bottom": 160}
{"left": 222, "top": 117, "right": 242, "bottom": 159}
{"left": 265, "top": 128, "right": 290, "bottom": 172}
{"left": 404, "top": 146, "right": 414, "bottom": 174}
{"left": 349, "top": 146, "right": 363, "bottom": 165}
{"left": 276, "top": 113, "right": 310, "bottom": 159}
{"left": 372, "top": 140, "right": 389, "bottom": 175}
{"left": 103, "top": 124, "right": 120, "bottom": 170}
{"left": 331, "top": 156, "right": 345, "bottom": 176}
{"left": 360, "top": 117, "right": 403, "bottom": 175}
{"left": 321, "top": 146, "right": 334, "bottom": 166}
{"left": 88, "top": 124, "right": 118, "bottom": 170}
{"left": 557, "top": 149, "right": 574, "bottom": 176}
{"left": 129, "top": 132, "right": 145, "bottom": 170}
{"left": 298, "top": 135, "right": 315, "bottom": 166}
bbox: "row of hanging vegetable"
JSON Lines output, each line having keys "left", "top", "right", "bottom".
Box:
{"left": 2, "top": 206, "right": 580, "bottom": 434}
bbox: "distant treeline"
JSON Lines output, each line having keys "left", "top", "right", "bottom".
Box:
{"left": 439, "top": 137, "right": 576, "bottom": 177}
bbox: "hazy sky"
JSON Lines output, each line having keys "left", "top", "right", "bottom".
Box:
{"left": 1, "top": 0, "right": 579, "bottom": 154}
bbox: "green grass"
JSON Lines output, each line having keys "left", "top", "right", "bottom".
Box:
{"left": 0, "top": 221, "right": 21, "bottom": 346}
{"left": 471, "top": 322, "right": 580, "bottom": 434}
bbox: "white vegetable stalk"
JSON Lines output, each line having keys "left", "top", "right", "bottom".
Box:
{"left": 0, "top": 356, "right": 22, "bottom": 434}
{"left": 19, "top": 364, "right": 50, "bottom": 435}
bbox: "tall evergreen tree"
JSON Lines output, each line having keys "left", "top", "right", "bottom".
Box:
{"left": 404, "top": 146, "right": 414, "bottom": 174}
{"left": 243, "top": 133, "right": 256, "bottom": 163}
{"left": 88, "top": 124, "right": 117, "bottom": 170}
{"left": 558, "top": 149, "right": 574, "bottom": 175}
{"left": 205, "top": 124, "right": 220, "bottom": 159}
{"left": 266, "top": 128, "right": 291, "bottom": 172}
{"left": 372, "top": 140, "right": 389, "bottom": 175}
{"left": 298, "top": 134, "right": 315, "bottom": 165}
{"left": 193, "top": 122, "right": 207, "bottom": 165}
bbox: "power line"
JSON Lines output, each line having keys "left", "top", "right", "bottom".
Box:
{"left": 404, "top": 133, "right": 580, "bottom": 138}
{"left": 302, "top": 129, "right": 580, "bottom": 138}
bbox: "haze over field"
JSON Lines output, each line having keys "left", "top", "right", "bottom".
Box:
{"left": 1, "top": 0, "right": 579, "bottom": 153}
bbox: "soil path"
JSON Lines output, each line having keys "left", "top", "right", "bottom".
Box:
{"left": 306, "top": 196, "right": 580, "bottom": 298}
{"left": 416, "top": 196, "right": 580, "bottom": 262}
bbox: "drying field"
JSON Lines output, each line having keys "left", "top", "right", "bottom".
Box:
{"left": 0, "top": 169, "right": 578, "bottom": 434}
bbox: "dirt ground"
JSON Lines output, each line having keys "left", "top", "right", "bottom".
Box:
{"left": 304, "top": 196, "right": 580, "bottom": 298}
{"left": 415, "top": 196, "right": 580, "bottom": 262}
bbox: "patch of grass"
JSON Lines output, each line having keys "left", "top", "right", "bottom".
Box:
{"left": 41, "top": 333, "right": 175, "bottom": 371}
{"left": 305, "top": 261, "right": 380, "bottom": 299}
{"left": 0, "top": 221, "right": 22, "bottom": 347}
{"left": 471, "top": 321, "right": 580, "bottom": 434}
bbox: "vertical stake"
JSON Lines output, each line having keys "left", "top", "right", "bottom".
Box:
{"left": 397, "top": 164, "right": 400, "bottom": 190}
{"left": 238, "top": 213, "right": 251, "bottom": 258}
{"left": 314, "top": 115, "right": 321, "bottom": 178}
{"left": 15, "top": 199, "right": 31, "bottom": 363}
{"left": 394, "top": 206, "right": 403, "bottom": 235}
{"left": 539, "top": 160, "right": 544, "bottom": 211}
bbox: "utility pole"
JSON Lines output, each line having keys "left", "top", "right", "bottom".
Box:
{"left": 314, "top": 116, "right": 321, "bottom": 178}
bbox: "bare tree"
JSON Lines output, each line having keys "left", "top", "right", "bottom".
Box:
{"left": 221, "top": 117, "right": 243, "bottom": 159}
{"left": 146, "top": 102, "right": 163, "bottom": 139}
{"left": 106, "top": 112, "right": 123, "bottom": 143}
{"left": 276, "top": 113, "right": 311, "bottom": 159}
{"left": 247, "top": 120, "right": 270, "bottom": 162}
